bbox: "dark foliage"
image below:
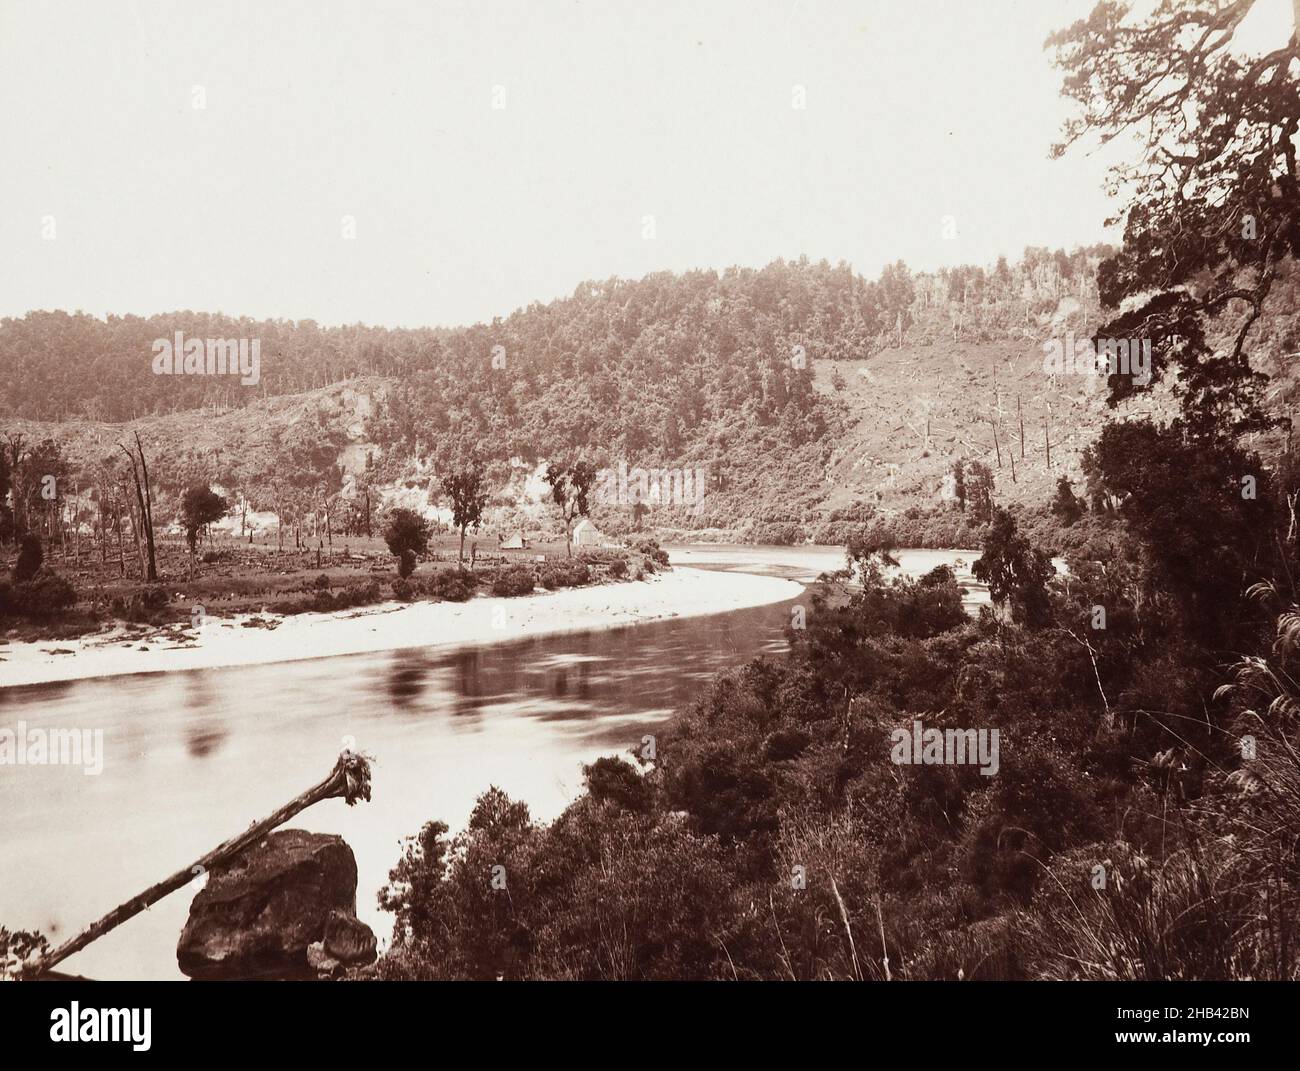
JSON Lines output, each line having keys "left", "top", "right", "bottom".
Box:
{"left": 13, "top": 533, "right": 42, "bottom": 583}
{"left": 490, "top": 564, "right": 537, "bottom": 597}
{"left": 383, "top": 508, "right": 429, "bottom": 578}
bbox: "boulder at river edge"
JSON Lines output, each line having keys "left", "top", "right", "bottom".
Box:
{"left": 177, "top": 829, "right": 377, "bottom": 980}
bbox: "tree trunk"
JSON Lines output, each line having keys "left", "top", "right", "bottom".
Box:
{"left": 21, "top": 751, "right": 372, "bottom": 980}
{"left": 115, "top": 503, "right": 125, "bottom": 577}
{"left": 123, "top": 479, "right": 144, "bottom": 578}
{"left": 71, "top": 479, "right": 81, "bottom": 561}
{"left": 135, "top": 434, "right": 158, "bottom": 582}
{"left": 120, "top": 438, "right": 157, "bottom": 583}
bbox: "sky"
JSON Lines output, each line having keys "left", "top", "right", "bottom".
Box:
{"left": 0, "top": 0, "right": 1233, "bottom": 329}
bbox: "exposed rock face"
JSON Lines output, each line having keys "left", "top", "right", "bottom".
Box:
{"left": 177, "top": 829, "right": 375, "bottom": 980}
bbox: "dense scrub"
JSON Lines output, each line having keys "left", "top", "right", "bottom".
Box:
{"left": 373, "top": 443, "right": 1300, "bottom": 978}
{"left": 0, "top": 534, "right": 78, "bottom": 623}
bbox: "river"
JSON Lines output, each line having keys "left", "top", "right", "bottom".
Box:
{"left": 0, "top": 545, "right": 982, "bottom": 980}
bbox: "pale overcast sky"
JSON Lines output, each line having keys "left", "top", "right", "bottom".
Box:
{"left": 0, "top": 0, "right": 1242, "bottom": 329}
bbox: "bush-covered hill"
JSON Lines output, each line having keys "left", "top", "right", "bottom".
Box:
{"left": 3, "top": 248, "right": 1163, "bottom": 536}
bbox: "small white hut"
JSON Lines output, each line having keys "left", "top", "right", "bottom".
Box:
{"left": 572, "top": 519, "right": 605, "bottom": 547}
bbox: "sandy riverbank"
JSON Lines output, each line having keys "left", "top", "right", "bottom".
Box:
{"left": 0, "top": 567, "right": 803, "bottom": 690}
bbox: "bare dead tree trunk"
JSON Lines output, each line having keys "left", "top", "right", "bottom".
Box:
{"left": 1044, "top": 404, "right": 1053, "bottom": 469}
{"left": 72, "top": 479, "right": 82, "bottom": 562}
{"left": 5, "top": 433, "right": 26, "bottom": 534}
{"left": 120, "top": 434, "right": 158, "bottom": 582}
{"left": 114, "top": 501, "right": 126, "bottom": 577}
{"left": 121, "top": 447, "right": 150, "bottom": 581}
{"left": 122, "top": 477, "right": 144, "bottom": 578}
{"left": 135, "top": 434, "right": 158, "bottom": 582}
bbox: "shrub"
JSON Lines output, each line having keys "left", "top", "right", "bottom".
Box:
{"left": 764, "top": 727, "right": 812, "bottom": 761}
{"left": 335, "top": 580, "right": 382, "bottom": 609}
{"left": 541, "top": 560, "right": 590, "bottom": 589}
{"left": 13, "top": 534, "right": 42, "bottom": 583}
{"left": 384, "top": 508, "right": 429, "bottom": 576}
{"left": 392, "top": 578, "right": 414, "bottom": 601}
{"left": 110, "top": 585, "right": 169, "bottom": 622}
{"left": 181, "top": 485, "right": 228, "bottom": 555}
{"left": 607, "top": 557, "right": 629, "bottom": 578}
{"left": 491, "top": 565, "right": 537, "bottom": 597}
{"left": 631, "top": 538, "right": 669, "bottom": 566}
{"left": 431, "top": 568, "right": 476, "bottom": 602}
{"left": 919, "top": 563, "right": 956, "bottom": 588}
{"left": 12, "top": 570, "right": 77, "bottom": 618}
{"left": 583, "top": 756, "right": 653, "bottom": 812}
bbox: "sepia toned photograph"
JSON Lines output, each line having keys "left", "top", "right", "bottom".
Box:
{"left": 0, "top": 0, "right": 1294, "bottom": 1053}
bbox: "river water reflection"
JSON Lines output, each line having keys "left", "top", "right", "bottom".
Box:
{"left": 0, "top": 545, "right": 980, "bottom": 979}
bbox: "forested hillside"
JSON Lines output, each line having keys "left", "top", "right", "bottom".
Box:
{"left": 2, "top": 249, "right": 1127, "bottom": 536}
{"left": 1, "top": 249, "right": 1107, "bottom": 423}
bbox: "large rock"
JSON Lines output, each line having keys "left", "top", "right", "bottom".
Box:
{"left": 324, "top": 910, "right": 378, "bottom": 964}
{"left": 305, "top": 911, "right": 380, "bottom": 977}
{"left": 177, "top": 829, "right": 372, "bottom": 980}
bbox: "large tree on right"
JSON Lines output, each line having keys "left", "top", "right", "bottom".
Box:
{"left": 1051, "top": 0, "right": 1300, "bottom": 438}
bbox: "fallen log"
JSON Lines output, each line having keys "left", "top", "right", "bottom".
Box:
{"left": 21, "top": 749, "right": 372, "bottom": 980}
